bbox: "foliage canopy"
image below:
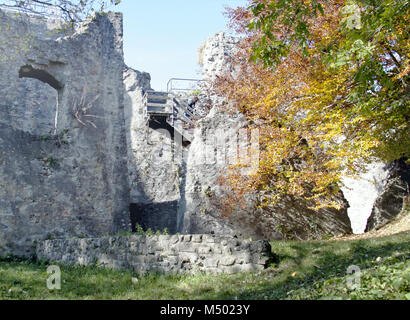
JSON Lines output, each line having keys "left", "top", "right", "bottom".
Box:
{"left": 215, "top": 0, "right": 409, "bottom": 209}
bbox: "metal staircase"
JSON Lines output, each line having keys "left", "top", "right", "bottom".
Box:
{"left": 143, "top": 90, "right": 201, "bottom": 143}
{"left": 143, "top": 90, "right": 172, "bottom": 116}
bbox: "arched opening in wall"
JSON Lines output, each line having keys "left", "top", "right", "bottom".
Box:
{"left": 17, "top": 65, "right": 62, "bottom": 135}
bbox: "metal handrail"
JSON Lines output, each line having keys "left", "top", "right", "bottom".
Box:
{"left": 172, "top": 98, "right": 199, "bottom": 121}
{"left": 143, "top": 88, "right": 205, "bottom": 142}
{"left": 166, "top": 78, "right": 207, "bottom": 93}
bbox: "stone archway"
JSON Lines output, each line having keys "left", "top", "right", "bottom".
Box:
{"left": 19, "top": 64, "right": 63, "bottom": 90}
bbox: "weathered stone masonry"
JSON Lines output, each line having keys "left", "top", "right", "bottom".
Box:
{"left": 0, "top": 11, "right": 130, "bottom": 256}
{"left": 36, "top": 235, "right": 274, "bottom": 274}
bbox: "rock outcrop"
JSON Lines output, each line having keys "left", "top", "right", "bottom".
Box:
{"left": 182, "top": 104, "right": 353, "bottom": 240}
{"left": 365, "top": 158, "right": 409, "bottom": 232}
{"left": 181, "top": 32, "right": 353, "bottom": 240}
{"left": 200, "top": 31, "right": 239, "bottom": 83}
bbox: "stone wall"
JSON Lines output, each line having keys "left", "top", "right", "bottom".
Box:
{"left": 200, "top": 31, "right": 239, "bottom": 83}
{"left": 123, "top": 67, "right": 187, "bottom": 234}
{"left": 36, "top": 235, "right": 274, "bottom": 274}
{"left": 0, "top": 10, "right": 130, "bottom": 256}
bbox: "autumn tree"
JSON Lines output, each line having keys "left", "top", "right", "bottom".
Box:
{"left": 248, "top": 0, "right": 409, "bottom": 161}
{"left": 214, "top": 0, "right": 409, "bottom": 210}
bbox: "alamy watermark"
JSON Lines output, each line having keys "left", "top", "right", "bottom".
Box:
{"left": 150, "top": 127, "right": 260, "bottom": 176}
{"left": 346, "top": 265, "right": 361, "bottom": 290}
{"left": 47, "top": 265, "right": 61, "bottom": 290}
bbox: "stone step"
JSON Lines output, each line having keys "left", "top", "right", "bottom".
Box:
{"left": 147, "top": 105, "right": 171, "bottom": 114}
{"left": 147, "top": 98, "right": 167, "bottom": 104}
{"left": 147, "top": 102, "right": 170, "bottom": 109}
{"left": 145, "top": 90, "right": 169, "bottom": 99}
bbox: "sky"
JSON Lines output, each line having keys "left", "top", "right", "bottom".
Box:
{"left": 112, "top": 0, "right": 249, "bottom": 91}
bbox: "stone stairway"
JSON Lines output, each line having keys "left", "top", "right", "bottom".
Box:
{"left": 143, "top": 90, "right": 201, "bottom": 142}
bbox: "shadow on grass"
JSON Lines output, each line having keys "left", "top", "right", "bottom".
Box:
{"left": 200, "top": 232, "right": 410, "bottom": 300}
{"left": 0, "top": 260, "right": 198, "bottom": 300}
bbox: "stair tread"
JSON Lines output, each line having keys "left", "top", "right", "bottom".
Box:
{"left": 144, "top": 90, "right": 203, "bottom": 142}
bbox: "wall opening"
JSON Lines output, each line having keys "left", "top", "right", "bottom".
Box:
{"left": 17, "top": 65, "right": 61, "bottom": 135}
{"left": 129, "top": 203, "right": 142, "bottom": 232}
{"left": 19, "top": 65, "right": 63, "bottom": 90}
{"left": 129, "top": 202, "right": 178, "bottom": 234}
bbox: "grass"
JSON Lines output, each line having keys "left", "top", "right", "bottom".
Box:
{"left": 0, "top": 231, "right": 409, "bottom": 300}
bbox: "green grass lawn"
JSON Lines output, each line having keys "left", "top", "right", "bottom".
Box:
{"left": 1, "top": 231, "right": 409, "bottom": 300}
